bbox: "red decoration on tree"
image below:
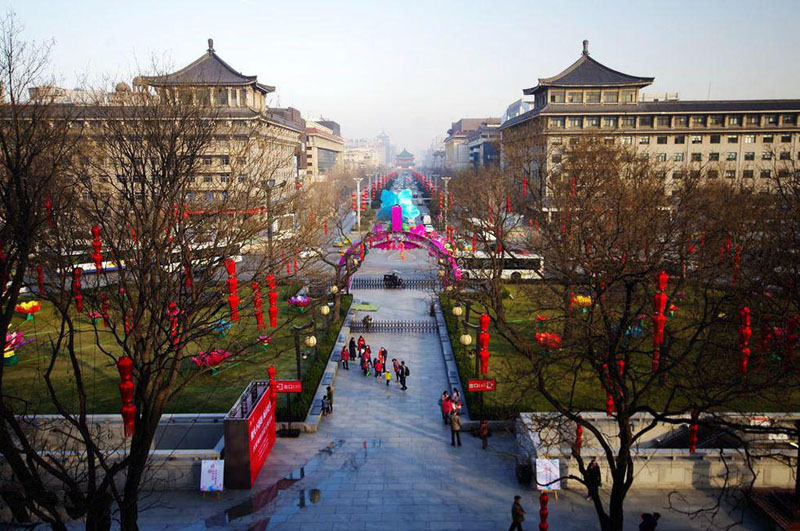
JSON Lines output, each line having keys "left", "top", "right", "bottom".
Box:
{"left": 100, "top": 294, "right": 110, "bottom": 328}
{"left": 739, "top": 306, "right": 752, "bottom": 375}
{"left": 535, "top": 332, "right": 562, "bottom": 350}
{"left": 472, "top": 233, "right": 477, "bottom": 253}
{"left": 617, "top": 359, "right": 625, "bottom": 379}
{"left": 652, "top": 270, "right": 669, "bottom": 372}
{"left": 506, "top": 197, "right": 511, "bottom": 213}
{"left": 324, "top": 219, "right": 328, "bottom": 235}
{"left": 36, "top": 264, "right": 45, "bottom": 295}
{"left": 605, "top": 393, "right": 614, "bottom": 417}
{"left": 183, "top": 263, "right": 193, "bottom": 291}
{"left": 252, "top": 282, "right": 264, "bottom": 330}
{"left": 90, "top": 225, "right": 103, "bottom": 271}
{"left": 266, "top": 274, "right": 276, "bottom": 290}
{"left": 228, "top": 293, "right": 240, "bottom": 322}
{"left": 117, "top": 355, "right": 135, "bottom": 437}
{"left": 225, "top": 258, "right": 239, "bottom": 322}
{"left": 72, "top": 268, "right": 84, "bottom": 312}
{"left": 478, "top": 314, "right": 491, "bottom": 374}
{"left": 522, "top": 177, "right": 527, "bottom": 198}
{"left": 539, "top": 492, "right": 549, "bottom": 531}
{"left": 574, "top": 419, "right": 583, "bottom": 455}
{"left": 688, "top": 409, "right": 699, "bottom": 454}
{"left": 168, "top": 302, "right": 180, "bottom": 345}
{"left": 44, "top": 195, "right": 54, "bottom": 226}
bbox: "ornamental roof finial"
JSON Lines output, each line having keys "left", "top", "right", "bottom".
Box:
{"left": 582, "top": 39, "right": 589, "bottom": 56}
{"left": 208, "top": 38, "right": 214, "bottom": 53}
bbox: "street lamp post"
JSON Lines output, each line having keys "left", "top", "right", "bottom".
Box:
{"left": 460, "top": 314, "right": 483, "bottom": 417}
{"left": 442, "top": 176, "right": 451, "bottom": 230}
{"left": 290, "top": 320, "right": 317, "bottom": 417}
{"left": 353, "top": 177, "right": 363, "bottom": 239}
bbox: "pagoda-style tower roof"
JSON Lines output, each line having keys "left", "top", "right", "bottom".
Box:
{"left": 396, "top": 149, "right": 414, "bottom": 158}
{"left": 140, "top": 39, "right": 274, "bottom": 94}
{"left": 524, "top": 40, "right": 653, "bottom": 95}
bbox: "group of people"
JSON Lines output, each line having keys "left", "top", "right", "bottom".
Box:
{"left": 438, "top": 389, "right": 490, "bottom": 449}
{"left": 341, "top": 336, "right": 410, "bottom": 391}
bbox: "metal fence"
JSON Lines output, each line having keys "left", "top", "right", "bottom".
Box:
{"left": 350, "top": 276, "right": 441, "bottom": 291}
{"left": 348, "top": 319, "right": 439, "bottom": 334}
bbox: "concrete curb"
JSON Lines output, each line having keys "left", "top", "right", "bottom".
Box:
{"left": 432, "top": 298, "right": 470, "bottom": 422}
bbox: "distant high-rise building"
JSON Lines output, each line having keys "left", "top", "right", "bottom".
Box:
{"left": 395, "top": 148, "right": 415, "bottom": 168}
{"left": 444, "top": 118, "right": 500, "bottom": 171}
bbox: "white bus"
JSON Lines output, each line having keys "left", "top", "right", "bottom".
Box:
{"left": 458, "top": 250, "right": 544, "bottom": 281}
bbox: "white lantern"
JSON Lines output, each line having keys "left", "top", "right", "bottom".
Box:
{"left": 460, "top": 333, "right": 473, "bottom": 346}
{"left": 330, "top": 285, "right": 339, "bottom": 294}
{"left": 452, "top": 305, "right": 463, "bottom": 317}
{"left": 320, "top": 305, "right": 331, "bottom": 316}
{"left": 304, "top": 335, "right": 317, "bottom": 348}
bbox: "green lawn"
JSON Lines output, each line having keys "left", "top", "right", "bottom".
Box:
{"left": 3, "top": 286, "right": 347, "bottom": 415}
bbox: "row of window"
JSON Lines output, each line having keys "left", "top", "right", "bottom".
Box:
{"left": 201, "top": 156, "right": 248, "bottom": 166}
{"left": 548, "top": 113, "right": 798, "bottom": 129}
{"left": 553, "top": 150, "right": 797, "bottom": 163}
{"left": 668, "top": 169, "right": 800, "bottom": 180}
{"left": 552, "top": 133, "right": 795, "bottom": 146}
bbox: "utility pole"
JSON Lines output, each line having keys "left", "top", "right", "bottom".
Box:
{"left": 354, "top": 177, "right": 363, "bottom": 238}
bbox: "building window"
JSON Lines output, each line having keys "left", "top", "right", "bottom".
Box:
{"left": 782, "top": 114, "right": 797, "bottom": 126}
{"left": 604, "top": 136, "right": 615, "bottom": 145}
{"left": 727, "top": 135, "right": 739, "bottom": 143}
{"left": 240, "top": 89, "right": 248, "bottom": 106}
{"left": 569, "top": 117, "right": 583, "bottom": 128}
{"left": 709, "top": 115, "right": 724, "bottom": 126}
{"left": 691, "top": 116, "right": 706, "bottom": 127}
{"left": 621, "top": 116, "right": 636, "bottom": 128}
{"left": 765, "top": 114, "right": 779, "bottom": 126}
{"left": 569, "top": 137, "right": 580, "bottom": 145}
{"left": 220, "top": 174, "right": 229, "bottom": 183}
{"left": 238, "top": 175, "right": 247, "bottom": 182}
{"left": 726, "top": 152, "right": 737, "bottom": 161}
{"left": 551, "top": 136, "right": 563, "bottom": 144}
{"left": 657, "top": 171, "right": 667, "bottom": 179}
{"left": 743, "top": 169, "right": 754, "bottom": 179}
{"left": 744, "top": 135, "right": 756, "bottom": 144}
{"left": 602, "top": 117, "right": 618, "bottom": 128}
{"left": 708, "top": 169, "right": 719, "bottom": 179}
{"left": 760, "top": 169, "right": 772, "bottom": 179}
{"left": 568, "top": 92, "right": 584, "bottom": 104}
{"left": 552, "top": 154, "right": 562, "bottom": 164}
{"left": 728, "top": 115, "right": 742, "bottom": 126}
{"left": 674, "top": 116, "right": 688, "bottom": 127}
{"left": 622, "top": 90, "right": 636, "bottom": 103}
{"left": 205, "top": 192, "right": 214, "bottom": 201}
{"left": 709, "top": 152, "right": 720, "bottom": 161}
{"left": 762, "top": 151, "right": 773, "bottom": 160}
{"left": 744, "top": 152, "right": 755, "bottom": 161}
{"left": 673, "top": 170, "right": 684, "bottom": 179}
{"left": 725, "top": 169, "right": 736, "bottom": 179}
{"left": 621, "top": 136, "right": 633, "bottom": 145}
{"left": 781, "top": 135, "right": 792, "bottom": 143}
{"left": 691, "top": 135, "right": 703, "bottom": 144}
{"left": 780, "top": 151, "right": 791, "bottom": 160}
{"left": 586, "top": 91, "right": 601, "bottom": 103}
{"left": 763, "top": 135, "right": 774, "bottom": 144}
{"left": 550, "top": 117, "right": 565, "bottom": 128}
{"left": 639, "top": 136, "right": 650, "bottom": 144}
{"left": 690, "top": 170, "right": 701, "bottom": 179}
{"left": 691, "top": 153, "right": 702, "bottom": 162}
{"left": 639, "top": 116, "right": 653, "bottom": 127}
{"left": 202, "top": 156, "right": 212, "bottom": 165}
{"left": 746, "top": 114, "right": 760, "bottom": 126}
{"left": 197, "top": 89, "right": 210, "bottom": 106}
{"left": 550, "top": 91, "right": 565, "bottom": 103}
{"left": 710, "top": 134, "right": 721, "bottom": 144}
{"left": 673, "top": 153, "right": 684, "bottom": 162}
{"left": 214, "top": 88, "right": 228, "bottom": 106}
{"left": 656, "top": 135, "right": 667, "bottom": 145}
{"left": 639, "top": 152, "right": 650, "bottom": 160}
{"left": 674, "top": 135, "right": 685, "bottom": 144}
{"left": 656, "top": 116, "right": 671, "bottom": 127}
{"left": 203, "top": 175, "right": 213, "bottom": 183}
{"left": 586, "top": 116, "right": 601, "bottom": 128}
{"left": 221, "top": 156, "right": 230, "bottom": 165}
{"left": 603, "top": 91, "right": 619, "bottom": 103}
{"left": 656, "top": 153, "right": 667, "bottom": 162}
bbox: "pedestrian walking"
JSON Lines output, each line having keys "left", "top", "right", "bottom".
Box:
{"left": 348, "top": 337, "right": 357, "bottom": 363}
{"left": 392, "top": 358, "right": 401, "bottom": 385}
{"left": 374, "top": 357, "right": 383, "bottom": 379}
{"left": 357, "top": 335, "right": 366, "bottom": 351}
{"left": 361, "top": 354, "right": 370, "bottom": 376}
{"left": 439, "top": 391, "right": 452, "bottom": 425}
{"left": 384, "top": 370, "right": 392, "bottom": 386}
{"left": 479, "top": 419, "right": 490, "bottom": 450}
{"left": 450, "top": 411, "right": 462, "bottom": 446}
{"left": 326, "top": 385, "right": 334, "bottom": 413}
{"left": 340, "top": 345, "right": 349, "bottom": 370}
{"left": 639, "top": 512, "right": 661, "bottom": 531}
{"left": 399, "top": 361, "right": 409, "bottom": 391}
{"left": 451, "top": 389, "right": 462, "bottom": 412}
{"left": 585, "top": 457, "right": 602, "bottom": 500}
{"left": 321, "top": 396, "right": 331, "bottom": 416}
{"left": 509, "top": 495, "right": 525, "bottom": 531}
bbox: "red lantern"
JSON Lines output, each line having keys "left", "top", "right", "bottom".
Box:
{"left": 227, "top": 276, "right": 238, "bottom": 294}
{"left": 477, "top": 331, "right": 490, "bottom": 351}
{"left": 228, "top": 293, "right": 240, "bottom": 322}
{"left": 654, "top": 292, "right": 667, "bottom": 315}
{"left": 268, "top": 305, "right": 278, "bottom": 328}
{"left": 478, "top": 348, "right": 489, "bottom": 375}
{"left": 689, "top": 410, "right": 699, "bottom": 454}
{"left": 117, "top": 355, "right": 133, "bottom": 380}
{"left": 266, "top": 274, "right": 276, "bottom": 290}
{"left": 539, "top": 492, "right": 549, "bottom": 531}
{"left": 225, "top": 258, "right": 236, "bottom": 277}
{"left": 574, "top": 420, "right": 583, "bottom": 455}
{"left": 617, "top": 359, "right": 625, "bottom": 379}
{"left": 324, "top": 220, "right": 328, "bottom": 235}
{"left": 118, "top": 379, "right": 134, "bottom": 403}
{"left": 506, "top": 197, "right": 511, "bottom": 213}
{"left": 652, "top": 350, "right": 660, "bottom": 373}
{"left": 605, "top": 393, "right": 614, "bottom": 416}
{"left": 121, "top": 402, "right": 136, "bottom": 438}
{"left": 117, "top": 355, "right": 136, "bottom": 438}
{"left": 183, "top": 263, "right": 193, "bottom": 291}
{"left": 100, "top": 294, "right": 110, "bottom": 328}
{"left": 656, "top": 270, "right": 669, "bottom": 292}
{"left": 652, "top": 312, "right": 667, "bottom": 345}
{"left": 90, "top": 225, "right": 103, "bottom": 271}
{"left": 72, "top": 268, "right": 84, "bottom": 312}
{"left": 36, "top": 264, "right": 45, "bottom": 295}
{"left": 522, "top": 178, "right": 527, "bottom": 198}
{"left": 472, "top": 233, "right": 477, "bottom": 253}
{"left": 479, "top": 313, "right": 490, "bottom": 332}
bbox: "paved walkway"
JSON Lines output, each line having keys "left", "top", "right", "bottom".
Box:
{"left": 135, "top": 247, "right": 769, "bottom": 530}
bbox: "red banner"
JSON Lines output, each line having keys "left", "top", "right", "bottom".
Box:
{"left": 247, "top": 386, "right": 275, "bottom": 486}
{"left": 467, "top": 379, "right": 497, "bottom": 392}
{"left": 276, "top": 380, "right": 302, "bottom": 393}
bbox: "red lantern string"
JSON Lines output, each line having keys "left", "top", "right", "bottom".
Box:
{"left": 183, "top": 263, "right": 193, "bottom": 291}
{"left": 90, "top": 226, "right": 103, "bottom": 271}
{"left": 522, "top": 177, "right": 527, "bottom": 198}
{"left": 72, "top": 268, "right": 84, "bottom": 312}
{"left": 125, "top": 315, "right": 133, "bottom": 335}
{"left": 652, "top": 271, "right": 668, "bottom": 372}
{"left": 100, "top": 294, "right": 110, "bottom": 328}
{"left": 168, "top": 302, "right": 180, "bottom": 344}
{"left": 324, "top": 219, "right": 328, "bottom": 235}
{"left": 574, "top": 419, "right": 583, "bottom": 456}
{"left": 117, "top": 355, "right": 136, "bottom": 437}
{"left": 506, "top": 197, "right": 511, "bottom": 213}
{"left": 739, "top": 307, "right": 752, "bottom": 375}
{"left": 688, "top": 409, "right": 699, "bottom": 454}
{"left": 267, "top": 283, "right": 278, "bottom": 328}
{"left": 225, "top": 258, "right": 239, "bottom": 322}
{"left": 472, "top": 233, "right": 477, "bottom": 253}
{"left": 44, "top": 195, "right": 54, "bottom": 226}
{"left": 36, "top": 264, "right": 45, "bottom": 295}
{"left": 539, "top": 492, "right": 549, "bottom": 531}
{"left": 252, "top": 282, "right": 265, "bottom": 330}
{"left": 478, "top": 314, "right": 491, "bottom": 375}
{"left": 605, "top": 393, "right": 614, "bottom": 417}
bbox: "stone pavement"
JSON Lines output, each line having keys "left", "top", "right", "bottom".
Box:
{"left": 134, "top": 247, "right": 770, "bottom": 530}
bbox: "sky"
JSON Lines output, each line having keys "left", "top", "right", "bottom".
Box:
{"left": 4, "top": 0, "right": 799, "bottom": 159}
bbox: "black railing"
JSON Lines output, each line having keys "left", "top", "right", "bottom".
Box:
{"left": 348, "top": 319, "right": 438, "bottom": 334}
{"left": 350, "top": 276, "right": 441, "bottom": 291}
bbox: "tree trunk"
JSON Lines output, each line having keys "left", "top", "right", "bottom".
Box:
{"left": 795, "top": 422, "right": 800, "bottom": 504}
{"left": 333, "top": 291, "right": 341, "bottom": 322}
{"left": 85, "top": 492, "right": 113, "bottom": 531}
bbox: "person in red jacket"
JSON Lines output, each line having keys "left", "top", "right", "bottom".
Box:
{"left": 340, "top": 345, "right": 349, "bottom": 370}
{"left": 374, "top": 357, "right": 383, "bottom": 379}
{"left": 439, "top": 391, "right": 452, "bottom": 425}
{"left": 357, "top": 335, "right": 366, "bottom": 351}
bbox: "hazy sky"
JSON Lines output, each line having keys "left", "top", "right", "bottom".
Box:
{"left": 5, "top": 0, "right": 799, "bottom": 158}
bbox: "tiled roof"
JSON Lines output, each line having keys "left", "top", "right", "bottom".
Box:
{"left": 140, "top": 43, "right": 274, "bottom": 93}
{"left": 524, "top": 54, "right": 653, "bottom": 95}
{"left": 501, "top": 99, "right": 800, "bottom": 129}
{"left": 396, "top": 149, "right": 414, "bottom": 158}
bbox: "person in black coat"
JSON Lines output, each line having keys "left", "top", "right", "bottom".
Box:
{"left": 348, "top": 337, "right": 357, "bottom": 364}
{"left": 585, "top": 457, "right": 602, "bottom": 500}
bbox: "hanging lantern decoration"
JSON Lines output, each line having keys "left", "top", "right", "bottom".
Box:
{"left": 739, "top": 306, "right": 752, "bottom": 375}
{"left": 125, "top": 315, "right": 133, "bottom": 336}
{"left": 522, "top": 177, "right": 527, "bottom": 198}
{"left": 183, "top": 263, "right": 193, "bottom": 291}
{"left": 574, "top": 419, "right": 583, "bottom": 456}
{"left": 90, "top": 225, "right": 103, "bottom": 271}
{"left": 472, "top": 233, "right": 477, "bottom": 253}
{"left": 652, "top": 270, "right": 669, "bottom": 372}
{"left": 117, "top": 355, "right": 136, "bottom": 437}
{"left": 267, "top": 281, "right": 279, "bottom": 328}
{"left": 100, "top": 294, "right": 110, "bottom": 328}
{"left": 324, "top": 219, "right": 328, "bottom": 235}
{"left": 72, "top": 268, "right": 84, "bottom": 313}
{"left": 478, "top": 313, "right": 491, "bottom": 375}
{"left": 605, "top": 393, "right": 614, "bottom": 417}
{"left": 535, "top": 332, "right": 562, "bottom": 350}
{"left": 539, "top": 492, "right": 549, "bottom": 531}
{"left": 168, "top": 302, "right": 180, "bottom": 345}
{"left": 225, "top": 258, "right": 239, "bottom": 322}
{"left": 252, "top": 282, "right": 265, "bottom": 330}
{"left": 44, "top": 195, "right": 54, "bottom": 226}
{"left": 36, "top": 264, "right": 45, "bottom": 295}
{"left": 506, "top": 197, "right": 511, "bottom": 214}
{"left": 688, "top": 409, "right": 699, "bottom": 455}
{"left": 617, "top": 359, "right": 625, "bottom": 379}
{"left": 351, "top": 192, "right": 357, "bottom": 212}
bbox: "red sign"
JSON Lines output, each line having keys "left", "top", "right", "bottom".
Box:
{"left": 467, "top": 379, "right": 497, "bottom": 392}
{"left": 247, "top": 386, "right": 276, "bottom": 486}
{"left": 276, "top": 380, "right": 302, "bottom": 393}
